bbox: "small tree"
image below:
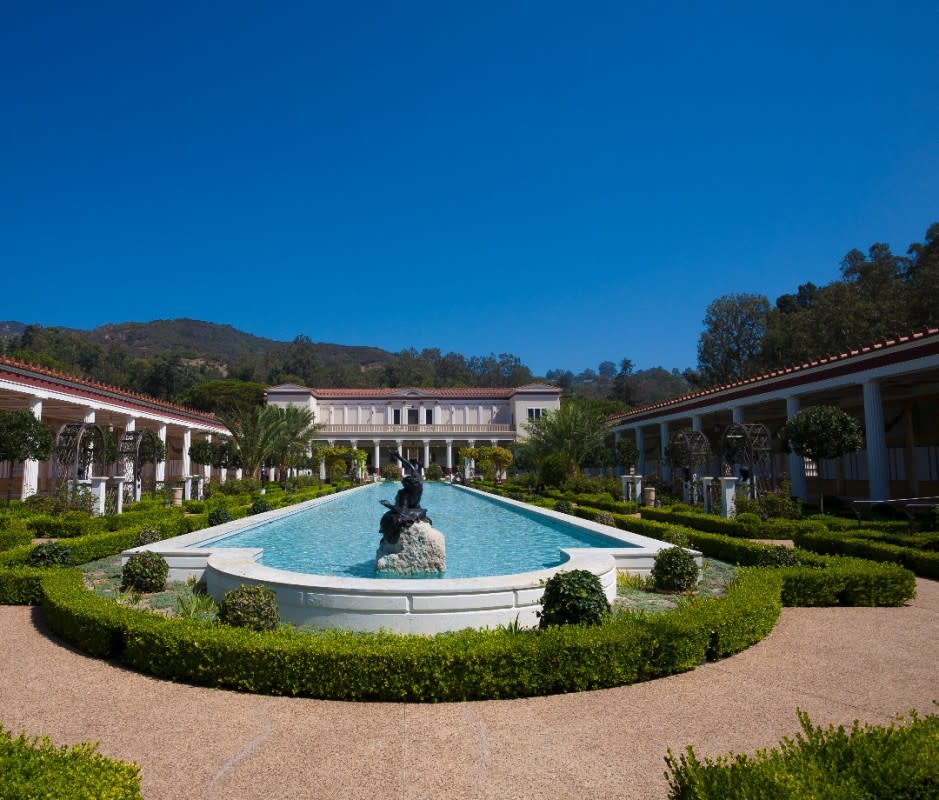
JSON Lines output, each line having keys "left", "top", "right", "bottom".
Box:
{"left": 0, "top": 409, "right": 54, "bottom": 503}
{"left": 782, "top": 405, "right": 864, "bottom": 514}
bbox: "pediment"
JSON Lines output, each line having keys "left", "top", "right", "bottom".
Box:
{"left": 390, "top": 387, "right": 435, "bottom": 398}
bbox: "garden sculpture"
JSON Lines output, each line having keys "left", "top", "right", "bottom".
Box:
{"left": 379, "top": 451, "right": 431, "bottom": 544}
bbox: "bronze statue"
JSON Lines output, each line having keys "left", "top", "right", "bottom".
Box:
{"left": 379, "top": 451, "right": 431, "bottom": 544}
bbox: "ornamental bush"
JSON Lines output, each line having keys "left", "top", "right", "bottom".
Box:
{"left": 218, "top": 584, "right": 279, "bottom": 631}
{"left": 133, "top": 526, "right": 162, "bottom": 547}
{"left": 652, "top": 546, "right": 699, "bottom": 592}
{"left": 248, "top": 498, "right": 273, "bottom": 516}
{"left": 538, "top": 569, "right": 610, "bottom": 628}
{"left": 208, "top": 506, "right": 233, "bottom": 526}
{"left": 594, "top": 510, "right": 615, "bottom": 526}
{"left": 381, "top": 463, "right": 401, "bottom": 481}
{"left": 554, "top": 499, "right": 575, "bottom": 515}
{"left": 538, "top": 453, "right": 568, "bottom": 488}
{"left": 26, "top": 542, "right": 72, "bottom": 568}
{"left": 120, "top": 551, "right": 169, "bottom": 593}
{"left": 0, "top": 723, "right": 143, "bottom": 800}
{"left": 425, "top": 463, "right": 444, "bottom": 481}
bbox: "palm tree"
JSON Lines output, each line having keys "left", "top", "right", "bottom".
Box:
{"left": 219, "top": 405, "right": 286, "bottom": 480}
{"left": 271, "top": 405, "right": 318, "bottom": 483}
{"left": 521, "top": 399, "right": 608, "bottom": 478}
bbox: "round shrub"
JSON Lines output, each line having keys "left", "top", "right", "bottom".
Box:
{"left": 651, "top": 546, "right": 699, "bottom": 592}
{"left": 594, "top": 510, "right": 615, "bottom": 526}
{"left": 133, "top": 526, "right": 162, "bottom": 547}
{"left": 121, "top": 551, "right": 169, "bottom": 593}
{"left": 554, "top": 499, "right": 575, "bottom": 515}
{"left": 208, "top": 506, "right": 233, "bottom": 526}
{"left": 736, "top": 512, "right": 762, "bottom": 528}
{"left": 248, "top": 498, "right": 273, "bottom": 516}
{"left": 26, "top": 542, "right": 72, "bottom": 568}
{"left": 218, "top": 584, "right": 279, "bottom": 631}
{"left": 425, "top": 463, "right": 444, "bottom": 481}
{"left": 380, "top": 463, "right": 402, "bottom": 481}
{"left": 538, "top": 569, "right": 610, "bottom": 628}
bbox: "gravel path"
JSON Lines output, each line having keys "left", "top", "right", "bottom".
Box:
{"left": 2, "top": 579, "right": 937, "bottom": 800}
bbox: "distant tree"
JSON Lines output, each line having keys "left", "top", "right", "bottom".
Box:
{"left": 177, "top": 380, "right": 266, "bottom": 416}
{"left": 598, "top": 361, "right": 617, "bottom": 379}
{"left": 0, "top": 409, "right": 53, "bottom": 502}
{"left": 781, "top": 405, "right": 864, "bottom": 513}
{"left": 697, "top": 293, "right": 770, "bottom": 386}
{"left": 520, "top": 398, "right": 609, "bottom": 477}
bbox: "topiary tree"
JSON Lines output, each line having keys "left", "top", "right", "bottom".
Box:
{"left": 538, "top": 453, "right": 568, "bottom": 488}
{"left": 121, "top": 551, "right": 169, "bottom": 593}
{"left": 782, "top": 405, "right": 864, "bottom": 514}
{"left": 218, "top": 584, "right": 279, "bottom": 631}
{"left": 0, "top": 409, "right": 54, "bottom": 503}
{"left": 538, "top": 569, "right": 610, "bottom": 628}
{"left": 651, "top": 546, "right": 699, "bottom": 592}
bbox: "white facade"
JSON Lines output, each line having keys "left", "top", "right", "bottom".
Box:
{"left": 266, "top": 383, "right": 562, "bottom": 473}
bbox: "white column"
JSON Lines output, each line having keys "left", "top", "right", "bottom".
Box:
{"left": 343, "top": 405, "right": 348, "bottom": 425}
{"left": 154, "top": 424, "right": 167, "bottom": 487}
{"left": 785, "top": 396, "right": 807, "bottom": 500}
{"left": 731, "top": 407, "right": 744, "bottom": 424}
{"left": 396, "top": 440, "right": 404, "bottom": 475}
{"left": 659, "top": 421, "right": 670, "bottom": 483}
{"left": 124, "top": 416, "right": 138, "bottom": 500}
{"left": 373, "top": 441, "right": 381, "bottom": 475}
{"left": 691, "top": 415, "right": 703, "bottom": 433}
{"left": 83, "top": 409, "right": 96, "bottom": 478}
{"left": 477, "top": 404, "right": 483, "bottom": 425}
{"left": 445, "top": 440, "right": 453, "bottom": 472}
{"left": 21, "top": 397, "right": 43, "bottom": 499}
{"left": 423, "top": 440, "right": 430, "bottom": 468}
{"left": 204, "top": 434, "right": 212, "bottom": 482}
{"left": 635, "top": 428, "right": 645, "bottom": 475}
{"left": 863, "top": 380, "right": 890, "bottom": 500}
{"left": 182, "top": 429, "right": 192, "bottom": 500}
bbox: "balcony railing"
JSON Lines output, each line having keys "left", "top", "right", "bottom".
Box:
{"left": 317, "top": 424, "right": 514, "bottom": 434}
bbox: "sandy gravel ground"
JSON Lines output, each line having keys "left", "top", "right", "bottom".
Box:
{"left": 1, "top": 578, "right": 937, "bottom": 800}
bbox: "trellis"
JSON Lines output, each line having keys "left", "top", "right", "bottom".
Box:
{"left": 721, "top": 422, "right": 775, "bottom": 498}
{"left": 51, "top": 422, "right": 109, "bottom": 493}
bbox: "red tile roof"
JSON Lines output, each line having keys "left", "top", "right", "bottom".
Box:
{"left": 0, "top": 356, "right": 226, "bottom": 428}
{"left": 267, "top": 383, "right": 561, "bottom": 399}
{"left": 610, "top": 326, "right": 939, "bottom": 424}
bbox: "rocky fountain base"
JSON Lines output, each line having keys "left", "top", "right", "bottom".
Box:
{"left": 375, "top": 520, "right": 446, "bottom": 575}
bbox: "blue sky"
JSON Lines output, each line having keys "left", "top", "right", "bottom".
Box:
{"left": 2, "top": 2, "right": 937, "bottom": 377}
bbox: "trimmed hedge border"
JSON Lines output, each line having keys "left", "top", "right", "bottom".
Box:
{"left": 639, "top": 506, "right": 828, "bottom": 540}
{"left": 0, "top": 723, "right": 143, "bottom": 800}
{"left": 38, "top": 567, "right": 781, "bottom": 701}
{"left": 794, "top": 530, "right": 939, "bottom": 580}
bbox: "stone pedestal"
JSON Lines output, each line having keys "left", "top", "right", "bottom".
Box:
{"left": 109, "top": 477, "right": 126, "bottom": 515}
{"left": 89, "top": 477, "right": 108, "bottom": 516}
{"left": 700, "top": 477, "right": 714, "bottom": 513}
{"left": 621, "top": 474, "right": 643, "bottom": 504}
{"left": 376, "top": 521, "right": 446, "bottom": 575}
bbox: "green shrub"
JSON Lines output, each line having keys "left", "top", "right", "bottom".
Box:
{"left": 752, "top": 544, "right": 801, "bottom": 567}
{"left": 133, "top": 526, "right": 162, "bottom": 547}
{"left": 594, "top": 510, "right": 615, "bottom": 526}
{"left": 218, "top": 584, "right": 280, "bottom": 631}
{"left": 208, "top": 507, "right": 233, "bottom": 526}
{"left": 120, "top": 551, "right": 169, "bottom": 593}
{"left": 248, "top": 498, "right": 273, "bottom": 516}
{"left": 0, "top": 567, "right": 47, "bottom": 604}
{"left": 26, "top": 542, "right": 72, "bottom": 567}
{"left": 538, "top": 453, "right": 568, "bottom": 487}
{"left": 735, "top": 512, "right": 762, "bottom": 528}
{"left": 665, "top": 708, "right": 939, "bottom": 800}
{"left": 554, "top": 499, "right": 575, "bottom": 515}
{"left": 538, "top": 569, "right": 610, "bottom": 628}
{"left": 380, "top": 463, "right": 401, "bottom": 481}
{"left": 183, "top": 499, "right": 206, "bottom": 513}
{"left": 425, "top": 463, "right": 444, "bottom": 481}
{"left": 652, "top": 547, "right": 699, "bottom": 592}
{"left": 328, "top": 462, "right": 346, "bottom": 484}
{"left": 793, "top": 530, "right": 939, "bottom": 580}
{"left": 0, "top": 522, "right": 31, "bottom": 551}
{"left": 0, "top": 723, "right": 143, "bottom": 800}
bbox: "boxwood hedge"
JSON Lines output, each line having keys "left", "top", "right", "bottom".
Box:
{"left": 37, "top": 567, "right": 780, "bottom": 701}
{"left": 0, "top": 724, "right": 142, "bottom": 800}
{"left": 794, "top": 529, "right": 939, "bottom": 580}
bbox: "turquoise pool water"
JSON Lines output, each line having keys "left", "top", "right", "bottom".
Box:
{"left": 194, "top": 483, "right": 633, "bottom": 579}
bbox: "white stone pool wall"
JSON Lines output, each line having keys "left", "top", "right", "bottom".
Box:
{"left": 122, "top": 483, "right": 696, "bottom": 634}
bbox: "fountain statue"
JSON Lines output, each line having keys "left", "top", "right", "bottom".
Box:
{"left": 376, "top": 451, "right": 446, "bottom": 574}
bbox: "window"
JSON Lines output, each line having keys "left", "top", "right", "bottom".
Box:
{"left": 425, "top": 409, "right": 433, "bottom": 424}
{"left": 407, "top": 409, "right": 419, "bottom": 425}
{"left": 393, "top": 409, "right": 401, "bottom": 425}
{"left": 527, "top": 408, "right": 546, "bottom": 420}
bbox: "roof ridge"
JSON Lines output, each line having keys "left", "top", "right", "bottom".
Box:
{"left": 0, "top": 356, "right": 218, "bottom": 420}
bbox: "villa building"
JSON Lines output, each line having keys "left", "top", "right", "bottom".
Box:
{"left": 265, "top": 383, "right": 562, "bottom": 474}
{"left": 609, "top": 327, "right": 939, "bottom": 503}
